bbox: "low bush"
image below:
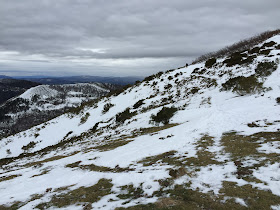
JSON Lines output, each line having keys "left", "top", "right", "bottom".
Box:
{"left": 190, "top": 87, "right": 200, "bottom": 94}
{"left": 255, "top": 61, "right": 278, "bottom": 77}
{"left": 249, "top": 47, "right": 260, "bottom": 54}
{"left": 102, "top": 103, "right": 114, "bottom": 114}
{"left": 133, "top": 99, "right": 145, "bottom": 109}
{"left": 205, "top": 58, "right": 216, "bottom": 68}
{"left": 174, "top": 72, "right": 182, "bottom": 77}
{"left": 80, "top": 112, "right": 90, "bottom": 124}
{"left": 164, "top": 84, "right": 173, "bottom": 90}
{"left": 143, "top": 71, "right": 163, "bottom": 82}
{"left": 22, "top": 141, "right": 37, "bottom": 151}
{"left": 259, "top": 49, "right": 271, "bottom": 55}
{"left": 221, "top": 76, "right": 264, "bottom": 95}
{"left": 276, "top": 97, "right": 280, "bottom": 104}
{"left": 262, "top": 41, "right": 276, "bottom": 48}
{"left": 240, "top": 55, "right": 256, "bottom": 65}
{"left": 151, "top": 107, "right": 177, "bottom": 125}
{"left": 192, "top": 68, "right": 200, "bottom": 74}
{"left": 116, "top": 108, "right": 136, "bottom": 123}
{"left": 223, "top": 52, "right": 243, "bottom": 67}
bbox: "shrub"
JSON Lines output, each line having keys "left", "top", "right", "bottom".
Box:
{"left": 116, "top": 108, "right": 136, "bottom": 123}
{"left": 260, "top": 49, "right": 271, "bottom": 55}
{"left": 164, "top": 84, "right": 173, "bottom": 90}
{"left": 102, "top": 103, "right": 114, "bottom": 114}
{"left": 205, "top": 58, "right": 216, "bottom": 68}
{"left": 198, "top": 69, "right": 207, "bottom": 75}
{"left": 89, "top": 122, "right": 99, "bottom": 133}
{"left": 192, "top": 68, "right": 200, "bottom": 74}
{"left": 262, "top": 41, "right": 276, "bottom": 48}
{"left": 190, "top": 87, "right": 200, "bottom": 94}
{"left": 22, "top": 141, "right": 37, "bottom": 151}
{"left": 6, "top": 149, "right": 11, "bottom": 155}
{"left": 223, "top": 52, "right": 243, "bottom": 67}
{"left": 240, "top": 55, "right": 256, "bottom": 65}
{"left": 276, "top": 97, "right": 280, "bottom": 104}
{"left": 255, "top": 61, "right": 278, "bottom": 77}
{"left": 174, "top": 72, "right": 182, "bottom": 77}
{"left": 134, "top": 80, "right": 141, "bottom": 85}
{"left": 249, "top": 47, "right": 260, "bottom": 54}
{"left": 143, "top": 71, "right": 163, "bottom": 82}
{"left": 276, "top": 44, "right": 280, "bottom": 50}
{"left": 151, "top": 107, "right": 177, "bottom": 125}
{"left": 133, "top": 99, "right": 145, "bottom": 109}
{"left": 80, "top": 112, "right": 90, "bottom": 124}
{"left": 169, "top": 167, "right": 188, "bottom": 178}
{"left": 221, "top": 76, "right": 264, "bottom": 95}
{"left": 168, "top": 76, "right": 173, "bottom": 80}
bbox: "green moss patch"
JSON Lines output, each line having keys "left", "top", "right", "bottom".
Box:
{"left": 117, "top": 184, "right": 144, "bottom": 201}
{"left": 138, "top": 151, "right": 180, "bottom": 167}
{"left": 117, "top": 184, "right": 248, "bottom": 210}
{"left": 36, "top": 179, "right": 113, "bottom": 209}
{"left": 220, "top": 181, "right": 280, "bottom": 209}
{"left": 221, "top": 131, "right": 280, "bottom": 179}
{"left": 66, "top": 161, "right": 133, "bottom": 173}
{"left": 185, "top": 135, "right": 222, "bottom": 167}
{"left": 24, "top": 155, "right": 69, "bottom": 168}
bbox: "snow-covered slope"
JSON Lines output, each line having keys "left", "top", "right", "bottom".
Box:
{"left": 19, "top": 83, "right": 111, "bottom": 108}
{"left": 0, "top": 34, "right": 280, "bottom": 209}
{"left": 20, "top": 85, "right": 59, "bottom": 100}
{"left": 0, "top": 82, "right": 115, "bottom": 138}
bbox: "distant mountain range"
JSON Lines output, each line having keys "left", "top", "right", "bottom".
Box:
{"left": 0, "top": 75, "right": 12, "bottom": 79}
{"left": 0, "top": 75, "right": 142, "bottom": 105}
{"left": 12, "top": 75, "right": 144, "bottom": 85}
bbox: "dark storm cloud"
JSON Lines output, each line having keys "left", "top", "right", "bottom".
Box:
{"left": 0, "top": 0, "right": 280, "bottom": 76}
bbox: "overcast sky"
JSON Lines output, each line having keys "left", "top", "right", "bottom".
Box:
{"left": 0, "top": 0, "right": 280, "bottom": 77}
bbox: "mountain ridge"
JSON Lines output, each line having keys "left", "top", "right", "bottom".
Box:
{"left": 0, "top": 82, "right": 120, "bottom": 139}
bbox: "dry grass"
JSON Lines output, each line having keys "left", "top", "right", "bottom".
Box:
{"left": 36, "top": 179, "right": 113, "bottom": 209}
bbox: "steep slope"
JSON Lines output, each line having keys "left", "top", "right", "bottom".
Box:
{"left": 0, "top": 83, "right": 119, "bottom": 138}
{"left": 0, "top": 33, "right": 280, "bottom": 209}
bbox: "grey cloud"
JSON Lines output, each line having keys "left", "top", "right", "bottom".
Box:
{"left": 0, "top": 0, "right": 280, "bottom": 76}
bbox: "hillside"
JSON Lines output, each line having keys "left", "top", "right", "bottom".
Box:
{"left": 0, "top": 83, "right": 119, "bottom": 138}
{"left": 0, "top": 32, "right": 280, "bottom": 209}
{"left": 0, "top": 78, "right": 40, "bottom": 104}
